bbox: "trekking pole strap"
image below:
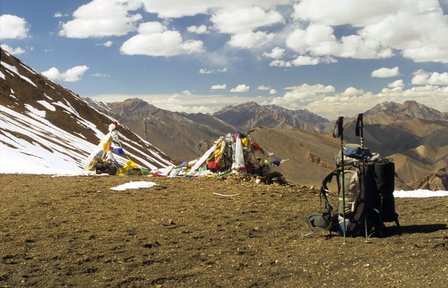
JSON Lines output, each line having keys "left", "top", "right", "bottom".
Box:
{"left": 333, "top": 117, "right": 344, "bottom": 139}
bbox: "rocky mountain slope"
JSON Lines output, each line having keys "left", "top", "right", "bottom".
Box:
{"left": 0, "top": 48, "right": 172, "bottom": 172}
{"left": 411, "top": 167, "right": 448, "bottom": 191}
{"left": 213, "top": 101, "right": 330, "bottom": 133}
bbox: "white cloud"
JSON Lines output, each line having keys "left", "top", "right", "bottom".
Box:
{"left": 269, "top": 59, "right": 292, "bottom": 67}
{"left": 292, "top": 0, "right": 399, "bottom": 27}
{"left": 230, "top": 84, "right": 250, "bottom": 93}
{"left": 187, "top": 25, "right": 209, "bottom": 34}
{"left": 42, "top": 65, "right": 89, "bottom": 82}
{"left": 359, "top": 4, "right": 448, "bottom": 63}
{"left": 257, "top": 85, "right": 270, "bottom": 91}
{"left": 120, "top": 22, "right": 204, "bottom": 56}
{"left": 211, "top": 6, "right": 284, "bottom": 34}
{"left": 211, "top": 84, "right": 226, "bottom": 90}
{"left": 263, "top": 47, "right": 285, "bottom": 59}
{"left": 92, "top": 73, "right": 110, "bottom": 78}
{"left": 269, "top": 55, "right": 336, "bottom": 67}
{"left": 199, "top": 67, "right": 227, "bottom": 74}
{"left": 96, "top": 41, "right": 113, "bottom": 47}
{"left": 412, "top": 70, "right": 448, "bottom": 85}
{"left": 54, "top": 12, "right": 69, "bottom": 18}
{"left": 258, "top": 86, "right": 277, "bottom": 95}
{"left": 59, "top": 0, "right": 142, "bottom": 38}
{"left": 291, "top": 0, "right": 448, "bottom": 63}
{"left": 285, "top": 23, "right": 392, "bottom": 60}
{"left": 286, "top": 24, "right": 339, "bottom": 56}
{"left": 291, "top": 56, "right": 319, "bottom": 66}
{"left": 339, "top": 35, "right": 393, "bottom": 59}
{"left": 388, "top": 79, "right": 405, "bottom": 89}
{"left": 140, "top": 0, "right": 292, "bottom": 18}
{"left": 0, "top": 14, "right": 29, "bottom": 40}
{"left": 228, "top": 31, "right": 275, "bottom": 49}
{"left": 0, "top": 44, "right": 25, "bottom": 55}
{"left": 371, "top": 66, "right": 400, "bottom": 78}
{"left": 271, "top": 83, "right": 336, "bottom": 107}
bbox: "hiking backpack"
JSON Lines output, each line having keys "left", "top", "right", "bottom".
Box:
{"left": 308, "top": 144, "right": 399, "bottom": 237}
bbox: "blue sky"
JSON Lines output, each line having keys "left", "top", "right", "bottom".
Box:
{"left": 1, "top": 0, "right": 448, "bottom": 119}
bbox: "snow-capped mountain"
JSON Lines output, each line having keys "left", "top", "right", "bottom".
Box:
{"left": 0, "top": 48, "right": 173, "bottom": 174}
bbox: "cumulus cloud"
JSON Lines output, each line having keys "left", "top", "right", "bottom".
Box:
{"left": 388, "top": 79, "right": 405, "bottom": 89}
{"left": 210, "top": 84, "right": 226, "bottom": 90}
{"left": 286, "top": 24, "right": 338, "bottom": 55}
{"left": 140, "top": 0, "right": 291, "bottom": 18}
{"left": 270, "top": 55, "right": 336, "bottom": 67}
{"left": 0, "top": 14, "right": 29, "bottom": 40}
{"left": 228, "top": 31, "right": 275, "bottom": 49}
{"left": 269, "top": 59, "right": 292, "bottom": 67}
{"left": 271, "top": 83, "right": 336, "bottom": 107}
{"left": 120, "top": 22, "right": 204, "bottom": 56}
{"left": 59, "top": 0, "right": 142, "bottom": 38}
{"left": 230, "top": 84, "right": 250, "bottom": 93}
{"left": 263, "top": 47, "right": 285, "bottom": 59}
{"left": 291, "top": 0, "right": 448, "bottom": 63}
{"left": 285, "top": 23, "right": 391, "bottom": 60}
{"left": 0, "top": 44, "right": 25, "bottom": 55}
{"left": 211, "top": 6, "right": 284, "bottom": 34}
{"left": 257, "top": 85, "right": 271, "bottom": 91}
{"left": 411, "top": 70, "right": 448, "bottom": 85}
{"left": 371, "top": 66, "right": 400, "bottom": 78}
{"left": 187, "top": 25, "right": 209, "bottom": 34}
{"left": 292, "top": 56, "right": 327, "bottom": 66}
{"left": 292, "top": 0, "right": 398, "bottom": 27}
{"left": 42, "top": 65, "right": 89, "bottom": 82}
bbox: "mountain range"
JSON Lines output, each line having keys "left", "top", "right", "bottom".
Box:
{"left": 1, "top": 47, "right": 447, "bottom": 189}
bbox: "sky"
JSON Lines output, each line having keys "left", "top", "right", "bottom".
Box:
{"left": 1, "top": 0, "right": 448, "bottom": 119}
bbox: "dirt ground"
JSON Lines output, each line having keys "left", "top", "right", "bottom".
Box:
{"left": 1, "top": 174, "right": 447, "bottom": 287}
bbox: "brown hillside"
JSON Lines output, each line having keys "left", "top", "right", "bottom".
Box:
{"left": 250, "top": 127, "right": 339, "bottom": 186}
{"left": 411, "top": 167, "right": 448, "bottom": 190}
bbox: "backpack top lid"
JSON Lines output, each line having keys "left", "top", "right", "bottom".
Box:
{"left": 336, "top": 144, "right": 372, "bottom": 166}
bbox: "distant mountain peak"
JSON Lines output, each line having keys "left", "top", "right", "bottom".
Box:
{"left": 213, "top": 101, "right": 329, "bottom": 133}
{"left": 367, "top": 100, "right": 447, "bottom": 122}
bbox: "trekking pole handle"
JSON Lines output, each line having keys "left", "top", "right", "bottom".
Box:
{"left": 333, "top": 116, "right": 344, "bottom": 139}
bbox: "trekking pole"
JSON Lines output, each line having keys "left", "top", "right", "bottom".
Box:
{"left": 355, "top": 113, "right": 364, "bottom": 148}
{"left": 357, "top": 114, "right": 369, "bottom": 242}
{"left": 333, "top": 117, "right": 346, "bottom": 242}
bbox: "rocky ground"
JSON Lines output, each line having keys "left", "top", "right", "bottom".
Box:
{"left": 1, "top": 174, "right": 447, "bottom": 287}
